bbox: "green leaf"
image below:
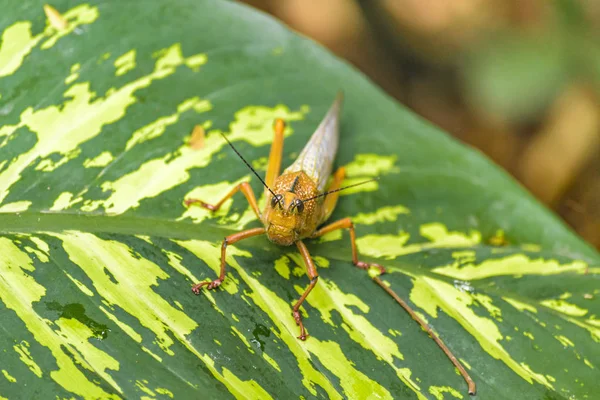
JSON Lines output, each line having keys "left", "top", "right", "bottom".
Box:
{"left": 0, "top": 1, "right": 598, "bottom": 399}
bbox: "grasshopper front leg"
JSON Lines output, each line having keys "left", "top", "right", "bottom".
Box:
{"left": 184, "top": 119, "right": 286, "bottom": 217}
{"left": 292, "top": 240, "right": 319, "bottom": 340}
{"left": 192, "top": 227, "right": 265, "bottom": 293}
{"left": 184, "top": 174, "right": 262, "bottom": 293}
{"left": 185, "top": 119, "right": 286, "bottom": 292}
{"left": 185, "top": 181, "right": 261, "bottom": 219}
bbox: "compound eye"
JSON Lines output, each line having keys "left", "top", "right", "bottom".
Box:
{"left": 294, "top": 199, "right": 304, "bottom": 213}
{"left": 271, "top": 194, "right": 283, "bottom": 208}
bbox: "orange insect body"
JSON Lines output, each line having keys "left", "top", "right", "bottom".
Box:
{"left": 262, "top": 93, "right": 342, "bottom": 246}
{"left": 184, "top": 93, "right": 476, "bottom": 395}
{"left": 263, "top": 171, "right": 320, "bottom": 246}
{"left": 184, "top": 92, "right": 382, "bottom": 340}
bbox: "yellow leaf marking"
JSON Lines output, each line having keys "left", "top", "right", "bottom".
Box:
{"left": 100, "top": 306, "right": 142, "bottom": 342}
{"left": 23, "top": 244, "right": 49, "bottom": 263}
{"left": 473, "top": 293, "right": 502, "bottom": 320}
{"left": 172, "top": 238, "right": 240, "bottom": 295}
{"left": 135, "top": 380, "right": 155, "bottom": 397}
{"left": 142, "top": 347, "right": 163, "bottom": 362}
{"left": 100, "top": 102, "right": 306, "bottom": 215}
{"left": 352, "top": 205, "right": 410, "bottom": 225}
{"left": 274, "top": 255, "right": 291, "bottom": 279}
{"left": 345, "top": 154, "right": 398, "bottom": 177}
{"left": 65, "top": 63, "right": 80, "bottom": 84}
{"left": 408, "top": 275, "right": 553, "bottom": 390}
{"left": 1, "top": 370, "right": 16, "bottom": 383}
{"left": 114, "top": 49, "right": 136, "bottom": 76}
{"left": 338, "top": 177, "right": 379, "bottom": 196}
{"left": 0, "top": 5, "right": 98, "bottom": 78}
{"left": 503, "top": 297, "right": 537, "bottom": 313}
{"left": 126, "top": 97, "right": 209, "bottom": 151}
{"left": 162, "top": 249, "right": 223, "bottom": 316}
{"left": 428, "top": 385, "right": 463, "bottom": 400}
{"left": 36, "top": 148, "right": 81, "bottom": 172}
{"left": 58, "top": 233, "right": 268, "bottom": 397}
{"left": 51, "top": 192, "right": 75, "bottom": 211}
{"left": 540, "top": 299, "right": 588, "bottom": 317}
{"left": 57, "top": 232, "right": 198, "bottom": 355}
{"left": 519, "top": 363, "right": 554, "bottom": 389}
{"left": 310, "top": 340, "right": 394, "bottom": 399}
{"left": 84, "top": 151, "right": 114, "bottom": 168}
{"left": 179, "top": 111, "right": 390, "bottom": 233}
{"left": 0, "top": 238, "right": 118, "bottom": 398}
{"left": 203, "top": 357, "right": 274, "bottom": 400}
{"left": 231, "top": 326, "right": 255, "bottom": 354}
{"left": 326, "top": 154, "right": 399, "bottom": 197}
{"left": 162, "top": 250, "right": 199, "bottom": 285}
{"left": 452, "top": 251, "right": 477, "bottom": 263}
{"left": 358, "top": 223, "right": 480, "bottom": 260}
{"left": 185, "top": 54, "right": 207, "bottom": 71}
{"left": 41, "top": 5, "right": 99, "bottom": 49}
{"left": 433, "top": 254, "right": 588, "bottom": 280}
{"left": 0, "top": 43, "right": 205, "bottom": 204}
{"left": 54, "top": 317, "right": 121, "bottom": 392}
{"left": 13, "top": 341, "right": 42, "bottom": 378}
{"left": 176, "top": 240, "right": 349, "bottom": 399}
{"left": 300, "top": 277, "right": 426, "bottom": 398}
{"left": 0, "top": 22, "right": 40, "bottom": 77}
{"left": 0, "top": 200, "right": 31, "bottom": 212}
{"left": 263, "top": 353, "right": 281, "bottom": 372}
{"left": 316, "top": 229, "right": 342, "bottom": 243}
{"left": 29, "top": 236, "right": 50, "bottom": 261}
{"left": 521, "top": 243, "right": 542, "bottom": 252}
{"left": 251, "top": 156, "right": 268, "bottom": 171}
{"left": 555, "top": 335, "right": 574, "bottom": 347}
{"left": 156, "top": 387, "right": 174, "bottom": 398}
{"left": 459, "top": 358, "right": 472, "bottom": 370}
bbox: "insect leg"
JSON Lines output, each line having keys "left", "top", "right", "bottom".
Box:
{"left": 312, "top": 220, "right": 476, "bottom": 394}
{"left": 192, "top": 227, "right": 265, "bottom": 294}
{"left": 373, "top": 276, "right": 477, "bottom": 395}
{"left": 319, "top": 167, "right": 345, "bottom": 223}
{"left": 184, "top": 182, "right": 261, "bottom": 219}
{"left": 310, "top": 217, "right": 385, "bottom": 274}
{"left": 292, "top": 240, "right": 319, "bottom": 340}
{"left": 264, "top": 119, "right": 286, "bottom": 197}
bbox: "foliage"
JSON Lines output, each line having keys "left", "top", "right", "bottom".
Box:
{"left": 0, "top": 1, "right": 598, "bottom": 399}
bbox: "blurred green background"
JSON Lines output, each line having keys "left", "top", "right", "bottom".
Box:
{"left": 240, "top": 0, "right": 600, "bottom": 249}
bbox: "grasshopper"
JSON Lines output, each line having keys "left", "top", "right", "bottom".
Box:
{"left": 185, "top": 93, "right": 476, "bottom": 395}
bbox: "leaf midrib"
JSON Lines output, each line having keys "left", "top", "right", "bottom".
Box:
{"left": 2, "top": 211, "right": 599, "bottom": 268}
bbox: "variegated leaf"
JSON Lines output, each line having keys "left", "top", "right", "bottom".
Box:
{"left": 0, "top": 1, "right": 598, "bottom": 399}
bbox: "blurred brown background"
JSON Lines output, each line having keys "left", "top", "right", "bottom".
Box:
{"left": 240, "top": 0, "right": 600, "bottom": 249}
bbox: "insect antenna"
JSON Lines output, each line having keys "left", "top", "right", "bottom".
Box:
{"left": 217, "top": 131, "right": 277, "bottom": 198}
{"left": 302, "top": 178, "right": 379, "bottom": 202}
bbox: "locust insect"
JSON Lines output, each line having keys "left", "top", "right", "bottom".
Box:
{"left": 185, "top": 93, "right": 476, "bottom": 395}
